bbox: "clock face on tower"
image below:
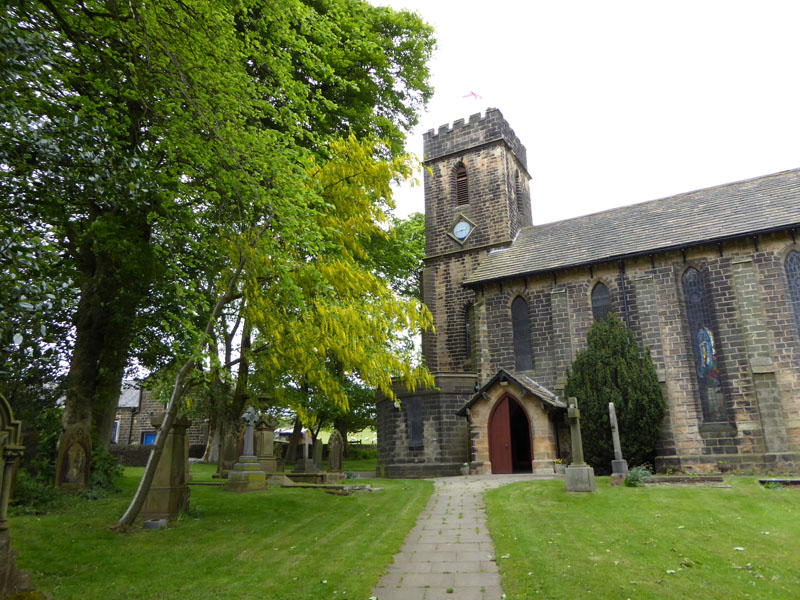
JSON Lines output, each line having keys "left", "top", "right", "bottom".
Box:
{"left": 453, "top": 220, "right": 472, "bottom": 240}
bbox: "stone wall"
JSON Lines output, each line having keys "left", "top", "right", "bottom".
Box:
{"left": 470, "top": 232, "right": 800, "bottom": 472}
{"left": 114, "top": 390, "right": 207, "bottom": 448}
{"left": 376, "top": 374, "right": 473, "bottom": 478}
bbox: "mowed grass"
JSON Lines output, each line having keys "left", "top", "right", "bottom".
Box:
{"left": 485, "top": 477, "right": 800, "bottom": 599}
{"left": 11, "top": 465, "right": 432, "bottom": 599}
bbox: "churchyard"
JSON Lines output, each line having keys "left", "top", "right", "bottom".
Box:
{"left": 8, "top": 465, "right": 799, "bottom": 599}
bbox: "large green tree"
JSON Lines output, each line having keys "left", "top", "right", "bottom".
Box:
{"left": 1, "top": 0, "right": 434, "bottom": 456}
{"left": 564, "top": 314, "right": 665, "bottom": 470}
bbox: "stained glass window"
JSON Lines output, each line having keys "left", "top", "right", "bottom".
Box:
{"left": 512, "top": 296, "right": 533, "bottom": 371}
{"left": 786, "top": 250, "right": 800, "bottom": 336}
{"left": 591, "top": 282, "right": 611, "bottom": 321}
{"left": 682, "top": 267, "right": 725, "bottom": 422}
{"left": 455, "top": 163, "right": 468, "bottom": 205}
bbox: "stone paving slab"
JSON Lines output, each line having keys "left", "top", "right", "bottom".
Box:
{"left": 372, "top": 474, "right": 554, "bottom": 600}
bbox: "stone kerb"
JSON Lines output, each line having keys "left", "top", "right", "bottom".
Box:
{"left": 55, "top": 422, "right": 91, "bottom": 490}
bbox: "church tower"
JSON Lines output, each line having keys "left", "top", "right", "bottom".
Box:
{"left": 421, "top": 109, "right": 531, "bottom": 373}
{"left": 376, "top": 109, "right": 531, "bottom": 478}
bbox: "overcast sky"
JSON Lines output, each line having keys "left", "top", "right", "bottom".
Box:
{"left": 375, "top": 1, "right": 800, "bottom": 224}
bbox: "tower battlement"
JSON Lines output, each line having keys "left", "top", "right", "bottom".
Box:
{"left": 423, "top": 108, "right": 527, "bottom": 169}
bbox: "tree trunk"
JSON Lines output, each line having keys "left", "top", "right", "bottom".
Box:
{"left": 286, "top": 419, "right": 302, "bottom": 464}
{"left": 63, "top": 243, "right": 152, "bottom": 449}
{"left": 114, "top": 251, "right": 248, "bottom": 529}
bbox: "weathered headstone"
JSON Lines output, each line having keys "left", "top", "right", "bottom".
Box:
{"left": 565, "top": 397, "right": 597, "bottom": 493}
{"left": 293, "top": 430, "right": 318, "bottom": 473}
{"left": 225, "top": 407, "right": 267, "bottom": 492}
{"left": 313, "top": 439, "right": 323, "bottom": 466}
{"left": 213, "top": 426, "right": 239, "bottom": 479}
{"left": 255, "top": 414, "right": 278, "bottom": 473}
{"left": 140, "top": 413, "right": 192, "bottom": 520}
{"left": 0, "top": 393, "right": 37, "bottom": 597}
{"left": 609, "top": 402, "right": 629, "bottom": 486}
{"left": 55, "top": 422, "right": 91, "bottom": 490}
{"left": 328, "top": 430, "right": 344, "bottom": 473}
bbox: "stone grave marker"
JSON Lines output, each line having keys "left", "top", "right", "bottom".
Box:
{"left": 293, "top": 430, "right": 317, "bottom": 473}
{"left": 0, "top": 393, "right": 37, "bottom": 596}
{"left": 255, "top": 414, "right": 278, "bottom": 473}
{"left": 213, "top": 426, "right": 239, "bottom": 479}
{"left": 225, "top": 407, "right": 267, "bottom": 492}
{"left": 565, "top": 397, "right": 597, "bottom": 493}
{"left": 328, "top": 430, "right": 344, "bottom": 473}
{"left": 608, "top": 402, "right": 629, "bottom": 486}
{"left": 140, "top": 412, "right": 192, "bottom": 520}
{"left": 55, "top": 422, "right": 91, "bottom": 490}
{"left": 313, "top": 439, "right": 323, "bottom": 467}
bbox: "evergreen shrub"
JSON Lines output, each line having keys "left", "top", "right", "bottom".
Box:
{"left": 565, "top": 314, "right": 665, "bottom": 471}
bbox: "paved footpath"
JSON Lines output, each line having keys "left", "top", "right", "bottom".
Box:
{"left": 372, "top": 474, "right": 555, "bottom": 600}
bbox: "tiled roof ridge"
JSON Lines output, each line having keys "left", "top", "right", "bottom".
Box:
{"left": 528, "top": 166, "right": 800, "bottom": 230}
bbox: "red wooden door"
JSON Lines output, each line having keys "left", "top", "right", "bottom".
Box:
{"left": 489, "top": 397, "right": 513, "bottom": 474}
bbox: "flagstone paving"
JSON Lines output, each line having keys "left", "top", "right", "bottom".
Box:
{"left": 372, "top": 474, "right": 557, "bottom": 600}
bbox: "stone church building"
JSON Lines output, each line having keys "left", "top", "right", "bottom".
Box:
{"left": 376, "top": 108, "right": 800, "bottom": 478}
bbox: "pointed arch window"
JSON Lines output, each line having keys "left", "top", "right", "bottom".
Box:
{"left": 455, "top": 162, "right": 469, "bottom": 205}
{"left": 465, "top": 303, "right": 474, "bottom": 360}
{"left": 682, "top": 267, "right": 725, "bottom": 422}
{"left": 511, "top": 296, "right": 533, "bottom": 371}
{"left": 786, "top": 250, "right": 800, "bottom": 336}
{"left": 591, "top": 282, "right": 611, "bottom": 321}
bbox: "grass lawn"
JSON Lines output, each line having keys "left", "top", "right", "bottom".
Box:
{"left": 486, "top": 477, "right": 800, "bottom": 599}
{"left": 11, "top": 464, "right": 432, "bottom": 599}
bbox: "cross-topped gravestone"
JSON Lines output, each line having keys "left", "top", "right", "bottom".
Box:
{"left": 608, "top": 402, "right": 629, "bottom": 485}
{"left": 224, "top": 407, "right": 267, "bottom": 492}
{"left": 565, "top": 397, "right": 597, "bottom": 493}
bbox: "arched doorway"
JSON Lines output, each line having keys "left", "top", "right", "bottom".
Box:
{"left": 488, "top": 395, "right": 533, "bottom": 474}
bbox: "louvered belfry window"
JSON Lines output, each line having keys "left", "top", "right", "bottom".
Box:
{"left": 455, "top": 163, "right": 468, "bottom": 205}
{"left": 786, "top": 250, "right": 800, "bottom": 335}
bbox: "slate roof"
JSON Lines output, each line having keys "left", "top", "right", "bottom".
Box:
{"left": 465, "top": 168, "right": 800, "bottom": 286}
{"left": 456, "top": 369, "right": 565, "bottom": 416}
{"left": 117, "top": 381, "right": 140, "bottom": 409}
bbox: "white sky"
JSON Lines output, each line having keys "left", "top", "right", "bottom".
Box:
{"left": 377, "top": 0, "right": 800, "bottom": 224}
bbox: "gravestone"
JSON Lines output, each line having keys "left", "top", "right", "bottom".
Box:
{"left": 55, "top": 422, "right": 91, "bottom": 490}
{"left": 140, "top": 412, "right": 192, "bottom": 520}
{"left": 565, "top": 397, "right": 597, "bottom": 493}
{"left": 608, "top": 402, "right": 629, "bottom": 486}
{"left": 313, "top": 439, "right": 323, "bottom": 467}
{"left": 213, "top": 426, "right": 239, "bottom": 479}
{"left": 255, "top": 414, "right": 278, "bottom": 473}
{"left": 293, "top": 430, "right": 318, "bottom": 474}
{"left": 1, "top": 394, "right": 37, "bottom": 596}
{"left": 225, "top": 407, "right": 267, "bottom": 492}
{"left": 328, "top": 430, "right": 344, "bottom": 473}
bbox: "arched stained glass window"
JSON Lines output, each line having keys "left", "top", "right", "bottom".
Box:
{"left": 682, "top": 267, "right": 725, "bottom": 422}
{"left": 591, "top": 282, "right": 611, "bottom": 321}
{"left": 511, "top": 296, "right": 533, "bottom": 371}
{"left": 455, "top": 163, "right": 468, "bottom": 205}
{"left": 786, "top": 250, "right": 800, "bottom": 336}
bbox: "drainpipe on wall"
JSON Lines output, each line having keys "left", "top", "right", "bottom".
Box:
{"left": 618, "top": 260, "right": 632, "bottom": 331}
{"left": 128, "top": 385, "right": 141, "bottom": 445}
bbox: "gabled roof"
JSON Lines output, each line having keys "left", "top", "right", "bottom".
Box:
{"left": 456, "top": 369, "right": 565, "bottom": 416}
{"left": 465, "top": 168, "right": 800, "bottom": 286}
{"left": 117, "top": 381, "right": 140, "bottom": 409}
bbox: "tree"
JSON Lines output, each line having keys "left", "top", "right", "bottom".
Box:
{"left": 1, "top": 0, "right": 434, "bottom": 459}
{"left": 564, "top": 314, "right": 665, "bottom": 470}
